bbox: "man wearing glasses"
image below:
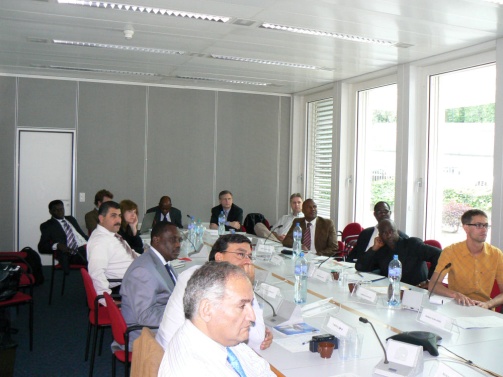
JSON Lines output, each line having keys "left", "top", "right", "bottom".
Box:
{"left": 156, "top": 234, "right": 273, "bottom": 352}
{"left": 347, "top": 201, "right": 408, "bottom": 262}
{"left": 429, "top": 209, "right": 503, "bottom": 310}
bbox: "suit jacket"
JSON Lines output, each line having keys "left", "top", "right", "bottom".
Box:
{"left": 120, "top": 248, "right": 178, "bottom": 347}
{"left": 282, "top": 217, "right": 338, "bottom": 256}
{"left": 355, "top": 237, "right": 440, "bottom": 286}
{"left": 210, "top": 204, "right": 243, "bottom": 231}
{"left": 146, "top": 206, "right": 183, "bottom": 229}
{"left": 347, "top": 226, "right": 408, "bottom": 262}
{"left": 84, "top": 208, "right": 99, "bottom": 234}
{"left": 38, "top": 216, "right": 88, "bottom": 255}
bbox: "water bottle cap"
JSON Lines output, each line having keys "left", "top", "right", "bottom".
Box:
{"left": 299, "top": 252, "right": 304, "bottom": 257}
{"left": 393, "top": 255, "right": 398, "bottom": 260}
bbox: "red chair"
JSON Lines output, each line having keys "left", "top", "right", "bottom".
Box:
{"left": 49, "top": 250, "right": 87, "bottom": 304}
{"left": 103, "top": 292, "right": 157, "bottom": 377}
{"left": 0, "top": 252, "right": 36, "bottom": 293}
{"left": 0, "top": 261, "right": 34, "bottom": 351}
{"left": 81, "top": 268, "right": 111, "bottom": 377}
{"left": 490, "top": 280, "right": 502, "bottom": 313}
{"left": 424, "top": 240, "right": 442, "bottom": 270}
{"left": 337, "top": 222, "right": 363, "bottom": 260}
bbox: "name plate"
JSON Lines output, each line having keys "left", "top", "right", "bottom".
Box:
{"left": 355, "top": 286, "right": 378, "bottom": 303}
{"left": 325, "top": 315, "right": 351, "bottom": 339}
{"left": 313, "top": 268, "right": 331, "bottom": 283}
{"left": 259, "top": 283, "right": 280, "bottom": 299}
{"left": 270, "top": 255, "right": 284, "bottom": 265}
{"left": 419, "top": 308, "right": 453, "bottom": 331}
{"left": 432, "top": 363, "right": 463, "bottom": 377}
{"left": 255, "top": 244, "right": 275, "bottom": 253}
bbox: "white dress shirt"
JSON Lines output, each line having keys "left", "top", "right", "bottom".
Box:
{"left": 272, "top": 212, "right": 304, "bottom": 236}
{"left": 156, "top": 265, "right": 266, "bottom": 352}
{"left": 87, "top": 224, "right": 138, "bottom": 298}
{"left": 158, "top": 319, "right": 274, "bottom": 377}
{"left": 52, "top": 218, "right": 87, "bottom": 250}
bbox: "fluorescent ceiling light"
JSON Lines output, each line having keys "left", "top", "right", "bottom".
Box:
{"left": 42, "top": 65, "right": 159, "bottom": 76}
{"left": 260, "top": 22, "right": 395, "bottom": 46}
{"left": 210, "top": 54, "right": 332, "bottom": 71}
{"left": 176, "top": 75, "right": 270, "bottom": 86}
{"left": 57, "top": 1, "right": 230, "bottom": 22}
{"left": 53, "top": 39, "right": 186, "bottom": 55}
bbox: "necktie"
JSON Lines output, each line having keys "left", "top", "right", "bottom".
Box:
{"left": 165, "top": 263, "right": 177, "bottom": 285}
{"left": 226, "top": 347, "right": 247, "bottom": 377}
{"left": 302, "top": 222, "right": 312, "bottom": 250}
{"left": 62, "top": 219, "right": 78, "bottom": 250}
{"left": 114, "top": 233, "right": 137, "bottom": 259}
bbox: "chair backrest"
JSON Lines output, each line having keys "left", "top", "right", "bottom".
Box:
{"left": 80, "top": 268, "right": 98, "bottom": 311}
{"left": 243, "top": 213, "right": 267, "bottom": 235}
{"left": 104, "top": 292, "right": 127, "bottom": 346}
{"left": 341, "top": 222, "right": 363, "bottom": 241}
{"left": 490, "top": 280, "right": 502, "bottom": 313}
{"left": 424, "top": 239, "right": 442, "bottom": 249}
{"left": 130, "top": 327, "right": 164, "bottom": 377}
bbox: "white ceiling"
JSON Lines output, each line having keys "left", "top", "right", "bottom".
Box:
{"left": 1, "top": 0, "right": 503, "bottom": 94}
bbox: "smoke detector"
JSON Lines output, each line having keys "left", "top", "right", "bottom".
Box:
{"left": 124, "top": 25, "right": 134, "bottom": 40}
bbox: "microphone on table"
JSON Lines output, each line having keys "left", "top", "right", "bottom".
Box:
{"left": 264, "top": 225, "right": 283, "bottom": 244}
{"left": 254, "top": 291, "right": 277, "bottom": 318}
{"left": 429, "top": 263, "right": 451, "bottom": 299}
{"left": 317, "top": 251, "right": 338, "bottom": 269}
{"left": 359, "top": 317, "right": 388, "bottom": 364}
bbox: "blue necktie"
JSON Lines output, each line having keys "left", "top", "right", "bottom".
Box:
{"left": 226, "top": 347, "right": 247, "bottom": 377}
{"left": 165, "top": 263, "right": 177, "bottom": 285}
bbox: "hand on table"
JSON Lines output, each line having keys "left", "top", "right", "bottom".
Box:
{"left": 260, "top": 328, "right": 273, "bottom": 350}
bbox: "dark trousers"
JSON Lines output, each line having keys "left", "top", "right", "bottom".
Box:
{"left": 56, "top": 246, "right": 87, "bottom": 274}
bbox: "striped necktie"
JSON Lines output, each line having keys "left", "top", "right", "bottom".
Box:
{"left": 114, "top": 233, "right": 137, "bottom": 259}
{"left": 226, "top": 347, "right": 247, "bottom": 377}
{"left": 62, "top": 219, "right": 78, "bottom": 250}
{"left": 302, "top": 222, "right": 312, "bottom": 250}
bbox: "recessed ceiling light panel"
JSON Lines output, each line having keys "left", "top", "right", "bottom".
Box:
{"left": 53, "top": 39, "right": 186, "bottom": 55}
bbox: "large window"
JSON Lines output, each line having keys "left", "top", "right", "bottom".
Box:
{"left": 426, "top": 64, "right": 495, "bottom": 247}
{"left": 306, "top": 98, "right": 333, "bottom": 218}
{"left": 355, "top": 84, "right": 397, "bottom": 226}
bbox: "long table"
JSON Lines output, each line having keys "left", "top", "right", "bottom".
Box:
{"left": 174, "top": 237, "right": 503, "bottom": 377}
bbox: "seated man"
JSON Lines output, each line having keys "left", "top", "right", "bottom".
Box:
{"left": 38, "top": 199, "right": 88, "bottom": 274}
{"left": 120, "top": 222, "right": 180, "bottom": 347}
{"left": 356, "top": 219, "right": 440, "bottom": 286}
{"left": 85, "top": 189, "right": 113, "bottom": 234}
{"left": 146, "top": 195, "right": 183, "bottom": 229}
{"left": 347, "top": 201, "right": 408, "bottom": 262}
{"left": 158, "top": 261, "right": 275, "bottom": 377}
{"left": 156, "top": 234, "right": 272, "bottom": 352}
{"left": 282, "top": 199, "right": 338, "bottom": 256}
{"left": 428, "top": 209, "right": 503, "bottom": 309}
{"left": 254, "top": 193, "right": 303, "bottom": 242}
{"left": 209, "top": 190, "right": 243, "bottom": 231}
{"left": 87, "top": 201, "right": 139, "bottom": 300}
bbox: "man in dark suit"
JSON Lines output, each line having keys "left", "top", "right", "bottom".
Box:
{"left": 347, "top": 201, "right": 408, "bottom": 262}
{"left": 120, "top": 221, "right": 180, "bottom": 348}
{"left": 209, "top": 190, "right": 243, "bottom": 231}
{"left": 282, "top": 199, "right": 338, "bottom": 256}
{"left": 38, "top": 199, "right": 88, "bottom": 274}
{"left": 146, "top": 196, "right": 183, "bottom": 229}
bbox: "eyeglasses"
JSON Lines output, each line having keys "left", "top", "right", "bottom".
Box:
{"left": 466, "top": 223, "right": 491, "bottom": 229}
{"left": 222, "top": 251, "right": 254, "bottom": 260}
{"left": 375, "top": 210, "right": 391, "bottom": 215}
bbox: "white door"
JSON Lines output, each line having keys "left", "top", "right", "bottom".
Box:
{"left": 18, "top": 130, "right": 74, "bottom": 265}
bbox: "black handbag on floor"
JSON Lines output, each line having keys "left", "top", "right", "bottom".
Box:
{"left": 0, "top": 263, "right": 21, "bottom": 301}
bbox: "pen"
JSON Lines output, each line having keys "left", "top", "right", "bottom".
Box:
{"left": 357, "top": 272, "right": 364, "bottom": 278}
{"left": 302, "top": 340, "right": 310, "bottom": 345}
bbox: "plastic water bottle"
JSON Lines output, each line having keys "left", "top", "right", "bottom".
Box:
{"left": 293, "top": 222, "right": 302, "bottom": 257}
{"left": 195, "top": 219, "right": 203, "bottom": 247}
{"left": 218, "top": 211, "right": 226, "bottom": 235}
{"left": 187, "top": 217, "right": 196, "bottom": 252}
{"left": 388, "top": 255, "right": 402, "bottom": 307}
{"left": 294, "top": 252, "right": 308, "bottom": 303}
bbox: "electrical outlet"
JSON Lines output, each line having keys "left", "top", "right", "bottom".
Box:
{"left": 79, "top": 193, "right": 86, "bottom": 202}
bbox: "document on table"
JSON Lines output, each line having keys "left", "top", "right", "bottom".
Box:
{"left": 455, "top": 315, "right": 503, "bottom": 329}
{"left": 273, "top": 334, "right": 312, "bottom": 353}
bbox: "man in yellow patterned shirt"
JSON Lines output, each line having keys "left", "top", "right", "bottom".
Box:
{"left": 428, "top": 209, "right": 503, "bottom": 310}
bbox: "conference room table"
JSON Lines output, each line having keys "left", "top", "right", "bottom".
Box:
{"left": 174, "top": 233, "right": 503, "bottom": 377}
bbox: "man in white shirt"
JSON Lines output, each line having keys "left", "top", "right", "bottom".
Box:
{"left": 156, "top": 234, "right": 272, "bottom": 352}
{"left": 158, "top": 261, "right": 275, "bottom": 377}
{"left": 87, "top": 201, "right": 139, "bottom": 300}
{"left": 254, "top": 193, "right": 303, "bottom": 242}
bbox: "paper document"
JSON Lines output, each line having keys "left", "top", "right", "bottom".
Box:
{"left": 456, "top": 315, "right": 503, "bottom": 329}
{"left": 273, "top": 334, "right": 312, "bottom": 353}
